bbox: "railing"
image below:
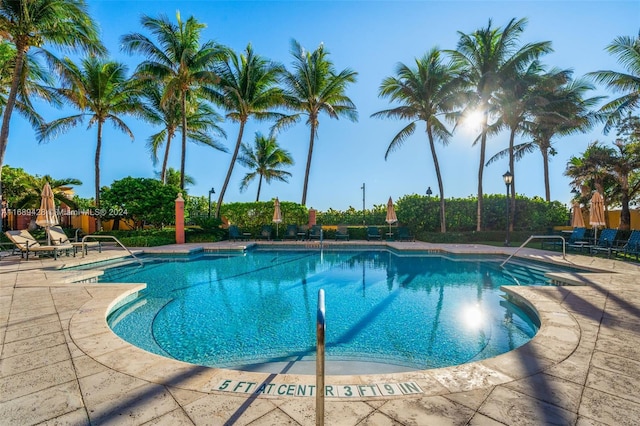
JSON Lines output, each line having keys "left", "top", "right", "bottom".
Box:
{"left": 316, "top": 289, "right": 326, "bottom": 426}
{"left": 81, "top": 235, "right": 144, "bottom": 267}
{"left": 500, "top": 235, "right": 566, "bottom": 267}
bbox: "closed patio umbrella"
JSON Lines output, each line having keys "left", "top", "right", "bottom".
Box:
{"left": 571, "top": 202, "right": 585, "bottom": 228}
{"left": 35, "top": 182, "right": 58, "bottom": 245}
{"left": 273, "top": 197, "right": 282, "bottom": 238}
{"left": 589, "top": 191, "right": 606, "bottom": 242}
{"left": 386, "top": 197, "right": 397, "bottom": 236}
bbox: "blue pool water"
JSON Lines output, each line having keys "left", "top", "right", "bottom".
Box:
{"left": 104, "top": 249, "right": 562, "bottom": 373}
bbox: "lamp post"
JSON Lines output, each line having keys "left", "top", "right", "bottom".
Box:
{"left": 426, "top": 187, "right": 433, "bottom": 197}
{"left": 361, "top": 183, "right": 366, "bottom": 226}
{"left": 502, "top": 171, "right": 513, "bottom": 246}
{"left": 208, "top": 187, "right": 215, "bottom": 218}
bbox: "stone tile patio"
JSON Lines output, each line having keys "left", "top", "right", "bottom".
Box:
{"left": 1, "top": 240, "right": 640, "bottom": 425}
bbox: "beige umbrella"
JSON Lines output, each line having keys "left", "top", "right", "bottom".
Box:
{"left": 571, "top": 202, "right": 585, "bottom": 228}
{"left": 35, "top": 182, "right": 58, "bottom": 245}
{"left": 386, "top": 197, "right": 398, "bottom": 235}
{"left": 272, "top": 197, "right": 282, "bottom": 238}
{"left": 589, "top": 191, "right": 606, "bottom": 242}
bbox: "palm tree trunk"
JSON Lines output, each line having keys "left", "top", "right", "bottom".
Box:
{"left": 508, "top": 129, "right": 516, "bottom": 232}
{"left": 95, "top": 121, "right": 103, "bottom": 231}
{"left": 0, "top": 45, "right": 27, "bottom": 178}
{"left": 180, "top": 91, "right": 187, "bottom": 190}
{"left": 301, "top": 121, "right": 317, "bottom": 206}
{"left": 426, "top": 126, "right": 446, "bottom": 233}
{"left": 256, "top": 175, "right": 263, "bottom": 202}
{"left": 216, "top": 120, "right": 246, "bottom": 218}
{"left": 161, "top": 133, "right": 173, "bottom": 185}
{"left": 541, "top": 146, "right": 551, "bottom": 202}
{"left": 476, "top": 121, "right": 488, "bottom": 232}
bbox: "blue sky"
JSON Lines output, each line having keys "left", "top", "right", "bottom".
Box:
{"left": 4, "top": 0, "right": 639, "bottom": 211}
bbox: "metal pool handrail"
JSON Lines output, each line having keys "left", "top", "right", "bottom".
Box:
{"left": 316, "top": 289, "right": 326, "bottom": 426}
{"left": 81, "top": 235, "right": 144, "bottom": 266}
{"left": 501, "top": 235, "right": 566, "bottom": 267}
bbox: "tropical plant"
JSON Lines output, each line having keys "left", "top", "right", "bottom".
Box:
{"left": 372, "top": 48, "right": 461, "bottom": 232}
{"left": 141, "top": 83, "right": 227, "bottom": 184}
{"left": 209, "top": 44, "right": 285, "bottom": 217}
{"left": 587, "top": 32, "right": 640, "bottom": 133}
{"left": 0, "top": 165, "right": 80, "bottom": 210}
{"left": 237, "top": 132, "right": 294, "bottom": 201}
{"left": 447, "top": 17, "right": 552, "bottom": 230}
{"left": 37, "top": 56, "right": 144, "bottom": 229}
{"left": 277, "top": 39, "right": 358, "bottom": 206}
{"left": 121, "top": 12, "right": 227, "bottom": 189}
{"left": 0, "top": 0, "right": 103, "bottom": 189}
{"left": 158, "top": 167, "right": 195, "bottom": 189}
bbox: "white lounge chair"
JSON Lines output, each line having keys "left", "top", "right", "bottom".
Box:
{"left": 5, "top": 230, "right": 74, "bottom": 260}
{"left": 47, "top": 225, "right": 102, "bottom": 255}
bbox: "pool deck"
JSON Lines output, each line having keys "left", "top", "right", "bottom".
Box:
{"left": 2, "top": 240, "right": 640, "bottom": 425}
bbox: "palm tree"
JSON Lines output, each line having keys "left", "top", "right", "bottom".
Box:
{"left": 121, "top": 12, "right": 226, "bottom": 190}
{"left": 159, "top": 167, "right": 196, "bottom": 189}
{"left": 528, "top": 76, "right": 601, "bottom": 201}
{"left": 587, "top": 33, "right": 640, "bottom": 133}
{"left": 37, "top": 56, "right": 143, "bottom": 229}
{"left": 208, "top": 44, "right": 285, "bottom": 218}
{"left": 141, "top": 83, "right": 227, "bottom": 184}
{"left": 277, "top": 39, "right": 358, "bottom": 206}
{"left": 0, "top": 0, "right": 104, "bottom": 180}
{"left": 371, "top": 48, "right": 460, "bottom": 233}
{"left": 11, "top": 174, "right": 81, "bottom": 211}
{"left": 237, "top": 132, "right": 294, "bottom": 201}
{"left": 447, "top": 18, "right": 552, "bottom": 231}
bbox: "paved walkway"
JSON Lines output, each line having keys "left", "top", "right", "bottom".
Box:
{"left": 1, "top": 241, "right": 640, "bottom": 425}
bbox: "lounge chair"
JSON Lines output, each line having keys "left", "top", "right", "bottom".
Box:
{"left": 5, "top": 229, "right": 74, "bottom": 260}
{"left": 284, "top": 224, "right": 298, "bottom": 240}
{"left": 228, "top": 225, "right": 250, "bottom": 241}
{"left": 259, "top": 225, "right": 272, "bottom": 240}
{"left": 589, "top": 228, "right": 618, "bottom": 257}
{"left": 335, "top": 225, "right": 349, "bottom": 241}
{"left": 47, "top": 225, "right": 101, "bottom": 255}
{"left": 543, "top": 227, "right": 587, "bottom": 251}
{"left": 308, "top": 225, "right": 323, "bottom": 240}
{"left": 616, "top": 230, "right": 640, "bottom": 261}
{"left": 296, "top": 225, "right": 309, "bottom": 241}
{"left": 395, "top": 226, "right": 415, "bottom": 242}
{"left": 366, "top": 226, "right": 381, "bottom": 241}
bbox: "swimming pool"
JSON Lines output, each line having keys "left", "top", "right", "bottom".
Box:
{"left": 104, "top": 249, "right": 570, "bottom": 374}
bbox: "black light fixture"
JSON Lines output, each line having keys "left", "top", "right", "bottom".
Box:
{"left": 502, "top": 171, "right": 513, "bottom": 246}
{"left": 426, "top": 187, "right": 433, "bottom": 197}
{"left": 208, "top": 187, "right": 215, "bottom": 218}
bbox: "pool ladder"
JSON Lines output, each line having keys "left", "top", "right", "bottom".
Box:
{"left": 501, "top": 235, "right": 566, "bottom": 267}
{"left": 81, "top": 234, "right": 144, "bottom": 267}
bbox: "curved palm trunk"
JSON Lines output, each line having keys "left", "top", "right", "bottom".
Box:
{"left": 256, "top": 175, "right": 263, "bottom": 202}
{"left": 426, "top": 126, "right": 446, "bottom": 233}
{"left": 301, "top": 121, "right": 317, "bottom": 206}
{"left": 95, "top": 121, "right": 104, "bottom": 230}
{"left": 476, "top": 116, "right": 489, "bottom": 232}
{"left": 160, "top": 132, "right": 174, "bottom": 185}
{"left": 180, "top": 91, "right": 188, "bottom": 190}
{"left": 0, "top": 46, "right": 27, "bottom": 177}
{"left": 216, "top": 120, "right": 246, "bottom": 218}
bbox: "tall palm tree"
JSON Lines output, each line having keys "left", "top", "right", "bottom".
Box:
{"left": 121, "top": 12, "right": 226, "bottom": 190}
{"left": 587, "top": 33, "right": 640, "bottom": 133}
{"left": 447, "top": 17, "right": 552, "bottom": 231}
{"left": 237, "top": 132, "right": 294, "bottom": 201}
{"left": 528, "top": 77, "right": 601, "bottom": 201}
{"left": 37, "top": 56, "right": 143, "bottom": 229}
{"left": 208, "top": 44, "right": 285, "bottom": 218}
{"left": 0, "top": 0, "right": 104, "bottom": 180}
{"left": 11, "top": 174, "right": 81, "bottom": 211}
{"left": 371, "top": 48, "right": 460, "bottom": 233}
{"left": 141, "top": 83, "right": 227, "bottom": 184}
{"left": 277, "top": 39, "right": 358, "bottom": 206}
{"left": 488, "top": 66, "right": 571, "bottom": 226}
